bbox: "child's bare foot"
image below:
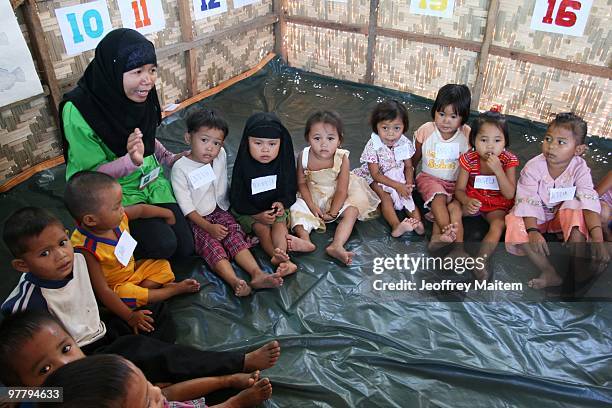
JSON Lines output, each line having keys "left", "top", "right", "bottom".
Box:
{"left": 407, "top": 218, "right": 425, "bottom": 235}
{"left": 226, "top": 371, "right": 260, "bottom": 389}
{"left": 326, "top": 244, "right": 355, "bottom": 265}
{"left": 216, "top": 378, "right": 272, "bottom": 408}
{"left": 271, "top": 248, "right": 290, "bottom": 265}
{"left": 250, "top": 271, "right": 283, "bottom": 289}
{"left": 167, "top": 279, "right": 201, "bottom": 294}
{"left": 234, "top": 279, "right": 252, "bottom": 297}
{"left": 244, "top": 340, "right": 281, "bottom": 371}
{"left": 528, "top": 268, "right": 563, "bottom": 289}
{"left": 286, "top": 234, "right": 316, "bottom": 252}
{"left": 428, "top": 225, "right": 457, "bottom": 251}
{"left": 473, "top": 263, "right": 488, "bottom": 281}
{"left": 276, "top": 260, "right": 297, "bottom": 277}
{"left": 391, "top": 218, "right": 414, "bottom": 237}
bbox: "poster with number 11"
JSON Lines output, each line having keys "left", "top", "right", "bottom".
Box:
{"left": 530, "top": 0, "right": 593, "bottom": 36}
{"left": 410, "top": 0, "right": 455, "bottom": 19}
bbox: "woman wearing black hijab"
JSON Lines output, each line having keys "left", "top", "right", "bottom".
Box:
{"left": 60, "top": 28, "right": 193, "bottom": 259}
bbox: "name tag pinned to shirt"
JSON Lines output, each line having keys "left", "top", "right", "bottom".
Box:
{"left": 251, "top": 175, "right": 277, "bottom": 195}
{"left": 139, "top": 167, "right": 160, "bottom": 190}
{"left": 474, "top": 175, "right": 500, "bottom": 190}
{"left": 549, "top": 186, "right": 576, "bottom": 204}
{"left": 435, "top": 143, "right": 459, "bottom": 160}
{"left": 188, "top": 164, "right": 216, "bottom": 190}
{"left": 114, "top": 230, "right": 137, "bottom": 267}
{"left": 393, "top": 144, "right": 411, "bottom": 161}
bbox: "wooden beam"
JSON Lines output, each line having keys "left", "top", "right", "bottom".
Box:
{"left": 471, "top": 0, "right": 500, "bottom": 109}
{"left": 364, "top": 0, "right": 380, "bottom": 84}
{"left": 273, "top": 0, "right": 288, "bottom": 63}
{"left": 285, "top": 16, "right": 368, "bottom": 35}
{"left": 177, "top": 0, "right": 197, "bottom": 98}
{"left": 21, "top": 0, "right": 62, "bottom": 123}
{"left": 0, "top": 156, "right": 64, "bottom": 193}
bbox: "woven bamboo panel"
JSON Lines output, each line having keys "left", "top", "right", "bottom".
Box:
{"left": 373, "top": 36, "right": 478, "bottom": 97}
{"left": 157, "top": 53, "right": 188, "bottom": 106}
{"left": 378, "top": 0, "right": 487, "bottom": 41}
{"left": 0, "top": 96, "right": 60, "bottom": 181}
{"left": 286, "top": 0, "right": 370, "bottom": 25}
{"left": 287, "top": 23, "right": 368, "bottom": 83}
{"left": 494, "top": 0, "right": 611, "bottom": 66}
{"left": 195, "top": 25, "right": 274, "bottom": 89}
{"left": 480, "top": 55, "right": 611, "bottom": 138}
{"left": 193, "top": 0, "right": 272, "bottom": 36}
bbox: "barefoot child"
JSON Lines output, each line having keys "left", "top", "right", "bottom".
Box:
{"left": 353, "top": 100, "right": 424, "bottom": 238}
{"left": 412, "top": 84, "right": 472, "bottom": 251}
{"left": 230, "top": 112, "right": 298, "bottom": 277}
{"left": 505, "top": 113, "right": 609, "bottom": 289}
{"left": 595, "top": 170, "right": 612, "bottom": 242}
{"left": 64, "top": 171, "right": 201, "bottom": 321}
{"left": 172, "top": 109, "right": 283, "bottom": 296}
{"left": 455, "top": 108, "right": 519, "bottom": 280}
{"left": 289, "top": 111, "right": 380, "bottom": 265}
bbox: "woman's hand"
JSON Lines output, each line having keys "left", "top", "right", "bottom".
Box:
{"left": 127, "top": 128, "right": 145, "bottom": 166}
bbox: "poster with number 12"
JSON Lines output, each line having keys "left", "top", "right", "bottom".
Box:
{"left": 530, "top": 0, "right": 593, "bottom": 36}
{"left": 410, "top": 0, "right": 455, "bottom": 19}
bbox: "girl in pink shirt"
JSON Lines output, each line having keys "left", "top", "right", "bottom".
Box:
{"left": 505, "top": 113, "right": 609, "bottom": 289}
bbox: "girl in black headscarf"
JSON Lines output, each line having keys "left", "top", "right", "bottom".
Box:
{"left": 60, "top": 28, "right": 193, "bottom": 260}
{"left": 230, "top": 112, "right": 298, "bottom": 277}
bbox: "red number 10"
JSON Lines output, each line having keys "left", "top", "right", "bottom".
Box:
{"left": 542, "top": 0, "right": 582, "bottom": 27}
{"left": 131, "top": 0, "right": 151, "bottom": 28}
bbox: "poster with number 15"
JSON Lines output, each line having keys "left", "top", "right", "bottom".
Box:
{"left": 530, "top": 0, "right": 593, "bottom": 36}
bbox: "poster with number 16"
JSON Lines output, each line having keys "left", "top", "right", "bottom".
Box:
{"left": 530, "top": 0, "right": 593, "bottom": 36}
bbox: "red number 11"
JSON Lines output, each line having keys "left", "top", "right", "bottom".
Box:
{"left": 131, "top": 0, "right": 151, "bottom": 28}
{"left": 542, "top": 0, "right": 582, "bottom": 27}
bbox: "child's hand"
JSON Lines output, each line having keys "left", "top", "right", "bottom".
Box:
{"left": 127, "top": 309, "right": 154, "bottom": 334}
{"left": 127, "top": 128, "right": 145, "bottom": 166}
{"left": 322, "top": 212, "right": 337, "bottom": 222}
{"left": 309, "top": 206, "right": 325, "bottom": 219}
{"left": 271, "top": 202, "right": 285, "bottom": 217}
{"left": 395, "top": 182, "right": 412, "bottom": 198}
{"left": 253, "top": 209, "right": 276, "bottom": 225}
{"left": 162, "top": 209, "right": 176, "bottom": 225}
{"left": 528, "top": 230, "right": 549, "bottom": 256}
{"left": 486, "top": 154, "right": 503, "bottom": 175}
{"left": 207, "top": 223, "right": 229, "bottom": 240}
{"left": 464, "top": 198, "right": 482, "bottom": 215}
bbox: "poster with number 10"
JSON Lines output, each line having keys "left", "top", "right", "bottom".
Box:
{"left": 530, "top": 0, "right": 593, "bottom": 36}
{"left": 410, "top": 0, "right": 455, "bottom": 19}
{"left": 192, "top": 0, "right": 228, "bottom": 20}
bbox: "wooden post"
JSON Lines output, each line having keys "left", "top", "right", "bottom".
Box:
{"left": 364, "top": 0, "right": 379, "bottom": 84}
{"left": 21, "top": 0, "right": 61, "bottom": 122}
{"left": 273, "top": 0, "right": 288, "bottom": 63}
{"left": 471, "top": 0, "right": 500, "bottom": 110}
{"left": 178, "top": 0, "right": 198, "bottom": 98}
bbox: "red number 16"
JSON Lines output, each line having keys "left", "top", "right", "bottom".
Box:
{"left": 542, "top": 0, "right": 582, "bottom": 27}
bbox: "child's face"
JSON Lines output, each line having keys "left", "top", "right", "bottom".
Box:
{"left": 474, "top": 123, "right": 505, "bottom": 159}
{"left": 11, "top": 223, "right": 74, "bottom": 281}
{"left": 186, "top": 126, "right": 225, "bottom": 165}
{"left": 542, "top": 125, "right": 584, "bottom": 167}
{"left": 308, "top": 122, "right": 340, "bottom": 160}
{"left": 376, "top": 116, "right": 404, "bottom": 147}
{"left": 13, "top": 322, "right": 84, "bottom": 386}
{"left": 123, "top": 64, "right": 158, "bottom": 103}
{"left": 125, "top": 362, "right": 165, "bottom": 408}
{"left": 434, "top": 105, "right": 463, "bottom": 138}
{"left": 248, "top": 137, "right": 281, "bottom": 164}
{"left": 88, "top": 184, "right": 125, "bottom": 231}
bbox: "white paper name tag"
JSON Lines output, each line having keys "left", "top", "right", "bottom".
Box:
{"left": 139, "top": 167, "right": 160, "bottom": 190}
{"left": 114, "top": 230, "right": 137, "bottom": 267}
{"left": 394, "top": 144, "right": 411, "bottom": 161}
{"left": 435, "top": 143, "right": 459, "bottom": 160}
{"left": 549, "top": 186, "right": 576, "bottom": 204}
{"left": 474, "top": 175, "right": 500, "bottom": 190}
{"left": 251, "top": 175, "right": 277, "bottom": 195}
{"left": 188, "top": 164, "right": 216, "bottom": 190}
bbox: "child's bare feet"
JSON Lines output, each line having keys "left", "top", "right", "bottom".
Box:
{"left": 276, "top": 260, "right": 298, "bottom": 277}
{"left": 226, "top": 371, "right": 260, "bottom": 389}
{"left": 473, "top": 263, "right": 488, "bottom": 281}
{"left": 528, "top": 268, "right": 563, "bottom": 289}
{"left": 326, "top": 244, "right": 355, "bottom": 265}
{"left": 271, "top": 248, "right": 290, "bottom": 265}
{"left": 234, "top": 279, "right": 252, "bottom": 297}
{"left": 391, "top": 218, "right": 414, "bottom": 237}
{"left": 428, "top": 224, "right": 457, "bottom": 251}
{"left": 167, "top": 279, "right": 201, "bottom": 294}
{"left": 244, "top": 340, "right": 281, "bottom": 371}
{"left": 286, "top": 234, "right": 316, "bottom": 252}
{"left": 407, "top": 218, "right": 425, "bottom": 235}
{"left": 250, "top": 271, "right": 283, "bottom": 289}
{"left": 216, "top": 378, "right": 272, "bottom": 408}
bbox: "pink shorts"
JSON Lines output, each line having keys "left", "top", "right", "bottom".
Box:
{"left": 504, "top": 209, "right": 588, "bottom": 256}
{"left": 416, "top": 172, "right": 456, "bottom": 209}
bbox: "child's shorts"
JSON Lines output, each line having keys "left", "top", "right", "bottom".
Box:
{"left": 504, "top": 209, "right": 588, "bottom": 256}
{"left": 113, "top": 259, "right": 174, "bottom": 308}
{"left": 231, "top": 208, "right": 290, "bottom": 234}
{"left": 416, "top": 172, "right": 456, "bottom": 209}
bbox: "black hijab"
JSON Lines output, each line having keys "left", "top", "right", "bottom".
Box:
{"left": 60, "top": 28, "right": 161, "bottom": 160}
{"left": 230, "top": 112, "right": 297, "bottom": 215}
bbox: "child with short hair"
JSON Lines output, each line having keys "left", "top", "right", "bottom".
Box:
{"left": 171, "top": 108, "right": 283, "bottom": 295}
{"left": 505, "top": 113, "right": 609, "bottom": 288}
{"left": 289, "top": 111, "right": 380, "bottom": 265}
{"left": 44, "top": 354, "right": 272, "bottom": 408}
{"left": 353, "top": 100, "right": 424, "bottom": 238}
{"left": 65, "top": 171, "right": 200, "bottom": 328}
{"left": 455, "top": 109, "right": 519, "bottom": 280}
{"left": 230, "top": 112, "right": 298, "bottom": 277}
{"left": 412, "top": 84, "right": 472, "bottom": 250}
